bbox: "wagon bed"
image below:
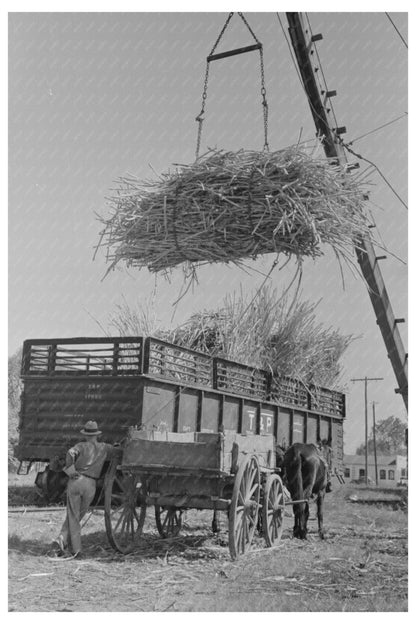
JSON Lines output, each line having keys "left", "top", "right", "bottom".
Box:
{"left": 104, "top": 428, "right": 285, "bottom": 560}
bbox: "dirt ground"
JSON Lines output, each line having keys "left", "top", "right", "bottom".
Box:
{"left": 8, "top": 480, "right": 407, "bottom": 612}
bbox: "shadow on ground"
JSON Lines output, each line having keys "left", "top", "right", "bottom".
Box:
{"left": 8, "top": 527, "right": 234, "bottom": 563}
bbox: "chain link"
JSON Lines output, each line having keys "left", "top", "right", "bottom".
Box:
{"left": 237, "top": 12, "right": 260, "bottom": 44}
{"left": 209, "top": 12, "right": 234, "bottom": 56}
{"left": 259, "top": 47, "right": 269, "bottom": 151}
{"left": 195, "top": 13, "right": 234, "bottom": 159}
{"left": 195, "top": 62, "right": 210, "bottom": 159}
{"left": 239, "top": 13, "right": 269, "bottom": 151}
{"left": 195, "top": 12, "right": 269, "bottom": 158}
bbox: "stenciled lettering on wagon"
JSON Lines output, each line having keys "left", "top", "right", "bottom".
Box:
{"left": 247, "top": 410, "right": 256, "bottom": 432}
{"left": 247, "top": 410, "right": 273, "bottom": 433}
{"left": 260, "top": 412, "right": 273, "bottom": 433}
{"left": 62, "top": 416, "right": 85, "bottom": 429}
{"left": 85, "top": 383, "right": 102, "bottom": 400}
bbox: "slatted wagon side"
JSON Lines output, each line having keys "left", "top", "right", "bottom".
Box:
{"left": 16, "top": 336, "right": 346, "bottom": 502}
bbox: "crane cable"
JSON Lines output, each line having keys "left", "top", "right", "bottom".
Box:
{"left": 385, "top": 13, "right": 408, "bottom": 49}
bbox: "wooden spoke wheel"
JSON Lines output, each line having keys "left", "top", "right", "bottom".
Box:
{"left": 104, "top": 458, "right": 146, "bottom": 554}
{"left": 155, "top": 506, "right": 183, "bottom": 538}
{"left": 228, "top": 454, "right": 261, "bottom": 560}
{"left": 262, "top": 474, "right": 285, "bottom": 547}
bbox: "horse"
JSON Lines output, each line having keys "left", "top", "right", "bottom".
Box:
{"left": 283, "top": 442, "right": 328, "bottom": 540}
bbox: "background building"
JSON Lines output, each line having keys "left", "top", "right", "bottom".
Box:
{"left": 343, "top": 454, "right": 407, "bottom": 484}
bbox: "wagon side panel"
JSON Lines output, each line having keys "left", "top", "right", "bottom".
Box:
{"left": 140, "top": 380, "right": 176, "bottom": 431}
{"left": 306, "top": 414, "right": 319, "bottom": 443}
{"left": 223, "top": 396, "right": 240, "bottom": 433}
{"left": 122, "top": 437, "right": 221, "bottom": 471}
{"left": 292, "top": 410, "right": 305, "bottom": 443}
{"left": 178, "top": 391, "right": 199, "bottom": 433}
{"left": 17, "top": 377, "right": 141, "bottom": 462}
{"left": 276, "top": 408, "right": 291, "bottom": 448}
{"left": 201, "top": 392, "right": 220, "bottom": 432}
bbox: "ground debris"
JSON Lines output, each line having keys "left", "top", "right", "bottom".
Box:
{"left": 8, "top": 487, "right": 408, "bottom": 612}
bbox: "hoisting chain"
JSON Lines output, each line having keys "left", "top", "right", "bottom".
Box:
{"left": 238, "top": 12, "right": 269, "bottom": 153}
{"left": 195, "top": 12, "right": 270, "bottom": 159}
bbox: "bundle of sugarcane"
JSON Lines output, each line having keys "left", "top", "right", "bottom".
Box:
{"left": 108, "top": 286, "right": 354, "bottom": 388}
{"left": 171, "top": 287, "right": 354, "bottom": 388}
{"left": 98, "top": 147, "right": 370, "bottom": 275}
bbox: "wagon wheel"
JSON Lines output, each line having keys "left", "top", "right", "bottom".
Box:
{"left": 155, "top": 506, "right": 183, "bottom": 538}
{"left": 262, "top": 474, "right": 285, "bottom": 547}
{"left": 104, "top": 458, "right": 146, "bottom": 554}
{"left": 228, "top": 454, "right": 260, "bottom": 560}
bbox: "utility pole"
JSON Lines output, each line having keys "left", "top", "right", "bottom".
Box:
{"left": 286, "top": 13, "right": 408, "bottom": 411}
{"left": 372, "top": 401, "right": 379, "bottom": 486}
{"left": 351, "top": 377, "right": 383, "bottom": 483}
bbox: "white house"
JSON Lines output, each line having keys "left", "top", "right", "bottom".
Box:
{"left": 343, "top": 454, "right": 407, "bottom": 484}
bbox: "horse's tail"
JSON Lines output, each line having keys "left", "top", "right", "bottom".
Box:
{"left": 284, "top": 444, "right": 308, "bottom": 539}
{"left": 285, "top": 445, "right": 304, "bottom": 504}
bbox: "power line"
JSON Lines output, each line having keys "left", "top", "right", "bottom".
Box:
{"left": 385, "top": 13, "right": 408, "bottom": 49}
{"left": 278, "top": 14, "right": 408, "bottom": 212}
{"left": 342, "top": 140, "right": 408, "bottom": 211}
{"left": 347, "top": 112, "right": 408, "bottom": 145}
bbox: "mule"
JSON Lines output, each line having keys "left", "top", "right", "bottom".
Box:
{"left": 283, "top": 442, "right": 328, "bottom": 540}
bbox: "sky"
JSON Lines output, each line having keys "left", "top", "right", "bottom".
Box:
{"left": 8, "top": 10, "right": 408, "bottom": 453}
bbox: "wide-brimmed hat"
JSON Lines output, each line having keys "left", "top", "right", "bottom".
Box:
{"left": 80, "top": 420, "right": 102, "bottom": 436}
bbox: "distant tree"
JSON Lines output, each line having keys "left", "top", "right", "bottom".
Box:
{"left": 8, "top": 348, "right": 22, "bottom": 410}
{"left": 8, "top": 348, "right": 22, "bottom": 470}
{"left": 355, "top": 415, "right": 407, "bottom": 456}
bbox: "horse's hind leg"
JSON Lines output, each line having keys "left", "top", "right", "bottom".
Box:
{"left": 212, "top": 510, "right": 220, "bottom": 534}
{"left": 317, "top": 491, "right": 325, "bottom": 539}
{"left": 293, "top": 504, "right": 301, "bottom": 538}
{"left": 304, "top": 501, "right": 310, "bottom": 533}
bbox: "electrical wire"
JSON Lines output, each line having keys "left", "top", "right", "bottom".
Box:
{"left": 278, "top": 13, "right": 407, "bottom": 213}
{"left": 347, "top": 112, "right": 408, "bottom": 145}
{"left": 385, "top": 13, "right": 408, "bottom": 49}
{"left": 341, "top": 140, "right": 408, "bottom": 211}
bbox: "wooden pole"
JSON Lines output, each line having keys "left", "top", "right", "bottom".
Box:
{"left": 372, "top": 401, "right": 378, "bottom": 486}
{"left": 351, "top": 377, "right": 383, "bottom": 484}
{"left": 364, "top": 377, "right": 368, "bottom": 483}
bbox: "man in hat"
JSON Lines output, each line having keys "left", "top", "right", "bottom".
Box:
{"left": 51, "top": 420, "right": 118, "bottom": 559}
